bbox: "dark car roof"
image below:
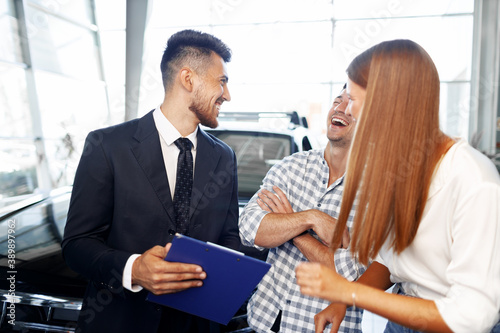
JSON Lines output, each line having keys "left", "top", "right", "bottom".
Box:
{"left": 0, "top": 187, "right": 88, "bottom": 298}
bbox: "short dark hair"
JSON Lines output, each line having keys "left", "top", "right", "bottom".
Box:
{"left": 160, "top": 29, "right": 232, "bottom": 90}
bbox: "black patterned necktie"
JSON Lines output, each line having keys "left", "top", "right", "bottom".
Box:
{"left": 173, "top": 138, "right": 193, "bottom": 234}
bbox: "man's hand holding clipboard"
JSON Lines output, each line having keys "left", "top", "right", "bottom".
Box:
{"left": 132, "top": 242, "right": 207, "bottom": 295}
{"left": 147, "top": 234, "right": 271, "bottom": 325}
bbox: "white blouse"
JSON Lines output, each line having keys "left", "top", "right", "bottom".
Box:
{"left": 376, "top": 139, "right": 500, "bottom": 332}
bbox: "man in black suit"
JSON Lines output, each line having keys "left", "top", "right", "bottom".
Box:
{"left": 62, "top": 30, "right": 239, "bottom": 333}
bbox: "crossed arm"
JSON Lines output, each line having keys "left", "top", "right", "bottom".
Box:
{"left": 255, "top": 186, "right": 349, "bottom": 269}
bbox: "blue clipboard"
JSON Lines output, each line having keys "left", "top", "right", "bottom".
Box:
{"left": 147, "top": 234, "right": 271, "bottom": 325}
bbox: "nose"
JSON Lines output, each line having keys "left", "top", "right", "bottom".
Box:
{"left": 345, "top": 100, "right": 354, "bottom": 117}
{"left": 334, "top": 99, "right": 348, "bottom": 113}
{"left": 223, "top": 84, "right": 231, "bottom": 102}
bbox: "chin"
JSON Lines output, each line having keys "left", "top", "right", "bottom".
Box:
{"left": 201, "top": 118, "right": 218, "bottom": 129}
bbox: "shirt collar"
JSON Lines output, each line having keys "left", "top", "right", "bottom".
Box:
{"left": 153, "top": 105, "right": 198, "bottom": 150}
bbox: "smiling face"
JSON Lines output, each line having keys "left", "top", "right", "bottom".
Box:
{"left": 189, "top": 52, "right": 231, "bottom": 128}
{"left": 346, "top": 78, "right": 367, "bottom": 121}
{"left": 326, "top": 88, "right": 356, "bottom": 147}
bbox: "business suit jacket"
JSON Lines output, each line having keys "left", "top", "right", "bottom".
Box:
{"left": 62, "top": 111, "right": 240, "bottom": 333}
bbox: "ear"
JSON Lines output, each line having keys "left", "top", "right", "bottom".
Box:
{"left": 179, "top": 67, "right": 194, "bottom": 92}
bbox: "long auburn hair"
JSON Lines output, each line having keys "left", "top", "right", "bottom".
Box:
{"left": 333, "top": 40, "right": 448, "bottom": 265}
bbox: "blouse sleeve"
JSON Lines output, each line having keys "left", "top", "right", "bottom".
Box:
{"left": 434, "top": 183, "right": 500, "bottom": 332}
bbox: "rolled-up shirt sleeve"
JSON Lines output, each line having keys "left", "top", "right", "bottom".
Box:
{"left": 335, "top": 249, "right": 367, "bottom": 282}
{"left": 239, "top": 160, "right": 290, "bottom": 250}
{"left": 239, "top": 196, "right": 269, "bottom": 250}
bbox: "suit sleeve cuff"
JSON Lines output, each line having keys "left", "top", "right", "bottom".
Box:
{"left": 123, "top": 254, "right": 143, "bottom": 292}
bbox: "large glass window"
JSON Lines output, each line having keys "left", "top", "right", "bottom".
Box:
{"left": 34, "top": 70, "right": 109, "bottom": 187}
{"left": 25, "top": 4, "right": 101, "bottom": 80}
{"left": 333, "top": 14, "right": 473, "bottom": 138}
{"left": 139, "top": 0, "right": 474, "bottom": 141}
{"left": 28, "top": 0, "right": 93, "bottom": 26}
{"left": 0, "top": 64, "right": 31, "bottom": 137}
{"left": 0, "top": 0, "right": 480, "bottom": 203}
{"left": 0, "top": 64, "right": 37, "bottom": 202}
{"left": 94, "top": 0, "right": 126, "bottom": 124}
{"left": 0, "top": 0, "right": 109, "bottom": 201}
{"left": 0, "top": 0, "right": 22, "bottom": 63}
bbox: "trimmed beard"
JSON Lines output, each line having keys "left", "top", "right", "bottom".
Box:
{"left": 189, "top": 86, "right": 219, "bottom": 129}
{"left": 328, "top": 135, "right": 351, "bottom": 148}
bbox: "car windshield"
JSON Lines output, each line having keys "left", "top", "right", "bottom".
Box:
{"left": 208, "top": 131, "right": 291, "bottom": 199}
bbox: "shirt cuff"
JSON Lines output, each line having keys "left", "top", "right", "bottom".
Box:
{"left": 123, "top": 254, "right": 143, "bottom": 292}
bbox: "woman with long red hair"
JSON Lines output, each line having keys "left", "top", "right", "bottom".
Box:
{"left": 296, "top": 39, "right": 500, "bottom": 332}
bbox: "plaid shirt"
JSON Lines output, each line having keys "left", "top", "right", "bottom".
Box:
{"left": 239, "top": 149, "right": 366, "bottom": 333}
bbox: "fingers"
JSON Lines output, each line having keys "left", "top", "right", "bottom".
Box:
{"left": 162, "top": 261, "right": 206, "bottom": 274}
{"left": 147, "top": 261, "right": 207, "bottom": 295}
{"left": 314, "top": 301, "right": 347, "bottom": 333}
{"left": 309, "top": 210, "right": 336, "bottom": 247}
{"left": 330, "top": 315, "right": 343, "bottom": 333}
{"left": 148, "top": 275, "right": 205, "bottom": 295}
{"left": 165, "top": 242, "right": 172, "bottom": 253}
{"left": 328, "top": 303, "right": 347, "bottom": 333}
{"left": 149, "top": 244, "right": 168, "bottom": 259}
{"left": 257, "top": 189, "right": 281, "bottom": 212}
{"left": 272, "top": 186, "right": 293, "bottom": 213}
{"left": 295, "top": 262, "right": 321, "bottom": 295}
{"left": 257, "top": 186, "right": 293, "bottom": 214}
{"left": 314, "top": 310, "right": 343, "bottom": 333}
{"left": 314, "top": 313, "right": 329, "bottom": 333}
{"left": 133, "top": 245, "right": 206, "bottom": 294}
{"left": 257, "top": 196, "right": 272, "bottom": 212}
{"left": 296, "top": 263, "right": 343, "bottom": 301}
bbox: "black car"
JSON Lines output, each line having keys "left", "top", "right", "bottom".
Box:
{"left": 0, "top": 187, "right": 85, "bottom": 332}
{"left": 0, "top": 111, "right": 319, "bottom": 332}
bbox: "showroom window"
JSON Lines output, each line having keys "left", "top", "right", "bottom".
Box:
{"left": 1, "top": 0, "right": 494, "bottom": 204}
{"left": 0, "top": 0, "right": 108, "bottom": 203}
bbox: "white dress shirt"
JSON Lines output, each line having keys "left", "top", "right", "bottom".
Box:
{"left": 122, "top": 106, "right": 198, "bottom": 292}
{"left": 376, "top": 138, "right": 500, "bottom": 332}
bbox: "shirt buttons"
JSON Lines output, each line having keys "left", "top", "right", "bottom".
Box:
{"left": 317, "top": 203, "right": 321, "bottom": 208}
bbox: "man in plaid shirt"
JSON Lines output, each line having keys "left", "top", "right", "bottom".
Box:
{"left": 239, "top": 85, "right": 366, "bottom": 332}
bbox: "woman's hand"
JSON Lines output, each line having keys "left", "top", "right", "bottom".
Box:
{"left": 315, "top": 303, "right": 347, "bottom": 333}
{"left": 295, "top": 262, "right": 349, "bottom": 302}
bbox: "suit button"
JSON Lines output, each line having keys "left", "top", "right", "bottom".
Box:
{"left": 168, "top": 229, "right": 175, "bottom": 235}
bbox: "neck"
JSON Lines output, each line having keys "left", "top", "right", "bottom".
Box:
{"left": 324, "top": 142, "right": 349, "bottom": 186}
{"left": 160, "top": 98, "right": 199, "bottom": 137}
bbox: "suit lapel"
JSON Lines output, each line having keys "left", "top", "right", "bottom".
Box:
{"left": 130, "top": 111, "right": 175, "bottom": 223}
{"left": 190, "top": 129, "right": 221, "bottom": 218}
